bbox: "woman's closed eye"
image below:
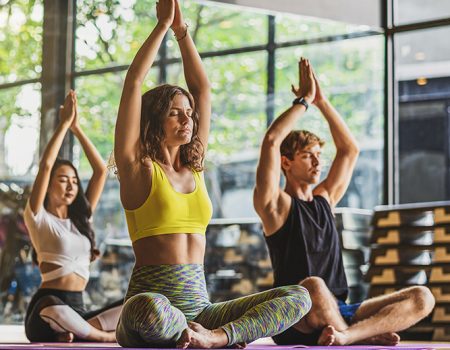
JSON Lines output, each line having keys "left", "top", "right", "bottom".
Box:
{"left": 169, "top": 109, "right": 193, "bottom": 117}
{"left": 59, "top": 178, "right": 78, "bottom": 185}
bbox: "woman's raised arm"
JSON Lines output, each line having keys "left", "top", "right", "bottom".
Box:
{"left": 172, "top": 0, "right": 211, "bottom": 149}
{"left": 114, "top": 0, "right": 175, "bottom": 174}
{"left": 70, "top": 92, "right": 107, "bottom": 212}
{"left": 28, "top": 91, "right": 76, "bottom": 214}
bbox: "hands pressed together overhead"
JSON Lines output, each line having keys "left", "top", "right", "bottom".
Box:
{"left": 59, "top": 90, "right": 76, "bottom": 126}
{"left": 59, "top": 90, "right": 81, "bottom": 132}
{"left": 291, "top": 57, "right": 327, "bottom": 106}
{"left": 156, "top": 0, "right": 187, "bottom": 38}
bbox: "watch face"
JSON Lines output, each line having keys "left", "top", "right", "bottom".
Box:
{"left": 293, "top": 97, "right": 308, "bottom": 109}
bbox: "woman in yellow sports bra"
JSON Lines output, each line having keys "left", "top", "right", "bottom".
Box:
{"left": 114, "top": 0, "right": 312, "bottom": 348}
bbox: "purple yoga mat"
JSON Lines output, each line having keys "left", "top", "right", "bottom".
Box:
{"left": 1, "top": 344, "right": 450, "bottom": 350}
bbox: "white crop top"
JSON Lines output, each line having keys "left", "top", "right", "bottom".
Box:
{"left": 23, "top": 201, "right": 91, "bottom": 282}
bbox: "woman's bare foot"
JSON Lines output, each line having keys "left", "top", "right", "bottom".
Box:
{"left": 86, "top": 327, "right": 116, "bottom": 342}
{"left": 188, "top": 323, "right": 245, "bottom": 349}
{"left": 176, "top": 322, "right": 228, "bottom": 348}
{"left": 56, "top": 332, "right": 74, "bottom": 342}
{"left": 104, "top": 331, "right": 116, "bottom": 343}
{"left": 317, "top": 325, "right": 348, "bottom": 346}
{"left": 360, "top": 332, "right": 400, "bottom": 345}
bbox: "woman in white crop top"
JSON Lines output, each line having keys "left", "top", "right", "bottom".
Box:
{"left": 23, "top": 90, "right": 122, "bottom": 343}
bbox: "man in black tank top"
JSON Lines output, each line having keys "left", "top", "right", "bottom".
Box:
{"left": 253, "top": 58, "right": 435, "bottom": 346}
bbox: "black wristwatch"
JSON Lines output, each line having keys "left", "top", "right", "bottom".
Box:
{"left": 292, "top": 97, "right": 309, "bottom": 111}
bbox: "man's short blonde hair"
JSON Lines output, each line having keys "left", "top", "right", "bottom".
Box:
{"left": 280, "top": 130, "right": 325, "bottom": 160}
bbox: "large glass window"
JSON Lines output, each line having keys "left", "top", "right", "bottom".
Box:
{"left": 0, "top": 0, "right": 42, "bottom": 176}
{"left": 396, "top": 26, "right": 450, "bottom": 203}
{"left": 0, "top": 0, "right": 43, "bottom": 179}
{"left": 75, "top": 0, "right": 158, "bottom": 70}
{"left": 166, "top": 1, "right": 267, "bottom": 58}
{"left": 0, "top": 84, "right": 41, "bottom": 178}
{"left": 0, "top": 0, "right": 43, "bottom": 83}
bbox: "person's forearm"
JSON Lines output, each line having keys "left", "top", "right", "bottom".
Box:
{"left": 40, "top": 122, "right": 71, "bottom": 168}
{"left": 177, "top": 30, "right": 210, "bottom": 94}
{"left": 316, "top": 99, "right": 359, "bottom": 153}
{"left": 72, "top": 126, "right": 106, "bottom": 174}
{"left": 126, "top": 22, "right": 169, "bottom": 85}
{"left": 265, "top": 104, "right": 307, "bottom": 145}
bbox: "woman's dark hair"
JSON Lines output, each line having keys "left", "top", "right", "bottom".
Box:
{"left": 32, "top": 159, "right": 99, "bottom": 264}
{"left": 140, "top": 84, "right": 204, "bottom": 171}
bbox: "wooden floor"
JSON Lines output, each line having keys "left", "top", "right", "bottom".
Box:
{"left": 0, "top": 325, "right": 27, "bottom": 343}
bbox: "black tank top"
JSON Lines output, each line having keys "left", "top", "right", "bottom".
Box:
{"left": 265, "top": 195, "right": 348, "bottom": 301}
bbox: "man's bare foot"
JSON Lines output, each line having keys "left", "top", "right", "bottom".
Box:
{"left": 319, "top": 327, "right": 400, "bottom": 346}
{"left": 188, "top": 322, "right": 210, "bottom": 336}
{"left": 360, "top": 332, "right": 400, "bottom": 345}
{"left": 317, "top": 325, "right": 348, "bottom": 346}
{"left": 176, "top": 322, "right": 228, "bottom": 348}
{"left": 188, "top": 323, "right": 246, "bottom": 349}
{"left": 56, "top": 332, "right": 74, "bottom": 342}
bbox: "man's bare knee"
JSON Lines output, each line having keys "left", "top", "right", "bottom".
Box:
{"left": 298, "top": 277, "right": 344, "bottom": 330}
{"left": 300, "top": 277, "right": 338, "bottom": 309}
{"left": 300, "top": 277, "right": 328, "bottom": 298}
{"left": 408, "top": 286, "right": 435, "bottom": 317}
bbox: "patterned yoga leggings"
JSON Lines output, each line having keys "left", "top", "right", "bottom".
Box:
{"left": 116, "top": 264, "right": 311, "bottom": 347}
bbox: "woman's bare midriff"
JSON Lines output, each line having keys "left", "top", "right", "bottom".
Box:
{"left": 39, "top": 262, "right": 88, "bottom": 291}
{"left": 133, "top": 233, "right": 206, "bottom": 266}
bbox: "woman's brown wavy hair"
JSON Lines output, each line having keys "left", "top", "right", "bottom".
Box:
{"left": 140, "top": 84, "right": 204, "bottom": 171}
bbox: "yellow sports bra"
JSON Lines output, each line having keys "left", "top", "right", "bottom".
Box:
{"left": 124, "top": 161, "right": 213, "bottom": 243}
